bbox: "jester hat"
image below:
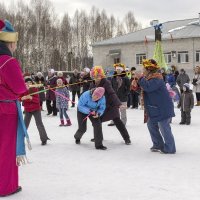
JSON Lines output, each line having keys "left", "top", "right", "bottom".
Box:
{"left": 113, "top": 63, "right": 126, "bottom": 71}
{"left": 90, "top": 66, "right": 105, "bottom": 79}
{"left": 0, "top": 19, "right": 18, "bottom": 42}
{"left": 142, "top": 59, "right": 160, "bottom": 71}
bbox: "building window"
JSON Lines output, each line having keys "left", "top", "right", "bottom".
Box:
{"left": 164, "top": 52, "right": 172, "bottom": 64}
{"left": 178, "top": 51, "right": 189, "bottom": 63}
{"left": 114, "top": 57, "right": 120, "bottom": 64}
{"left": 196, "top": 51, "right": 200, "bottom": 62}
{"left": 136, "top": 54, "right": 146, "bottom": 65}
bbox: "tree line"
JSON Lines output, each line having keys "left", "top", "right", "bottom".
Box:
{"left": 0, "top": 0, "right": 141, "bottom": 72}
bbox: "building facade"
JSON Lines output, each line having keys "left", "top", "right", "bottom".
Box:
{"left": 92, "top": 16, "right": 200, "bottom": 77}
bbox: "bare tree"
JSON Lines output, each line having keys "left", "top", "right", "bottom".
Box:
{"left": 0, "top": 1, "right": 141, "bottom": 72}
{"left": 124, "top": 11, "right": 141, "bottom": 33}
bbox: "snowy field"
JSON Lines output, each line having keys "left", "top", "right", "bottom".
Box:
{"left": 7, "top": 104, "right": 200, "bottom": 200}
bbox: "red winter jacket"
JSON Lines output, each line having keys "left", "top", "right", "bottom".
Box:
{"left": 20, "top": 87, "right": 41, "bottom": 112}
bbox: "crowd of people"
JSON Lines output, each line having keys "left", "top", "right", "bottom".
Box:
{"left": 1, "top": 19, "right": 200, "bottom": 197}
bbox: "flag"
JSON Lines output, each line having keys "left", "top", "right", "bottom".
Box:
{"left": 170, "top": 33, "right": 174, "bottom": 42}
{"left": 144, "top": 36, "right": 148, "bottom": 45}
{"left": 153, "top": 41, "right": 167, "bottom": 70}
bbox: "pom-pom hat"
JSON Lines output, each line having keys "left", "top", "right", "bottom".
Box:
{"left": 0, "top": 19, "right": 18, "bottom": 42}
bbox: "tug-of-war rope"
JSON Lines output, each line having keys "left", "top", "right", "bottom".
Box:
{"left": 28, "top": 72, "right": 128, "bottom": 96}
{"left": 24, "top": 71, "right": 129, "bottom": 121}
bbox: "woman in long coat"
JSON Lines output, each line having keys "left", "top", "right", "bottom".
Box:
{"left": 90, "top": 66, "right": 131, "bottom": 144}
{"left": 138, "top": 59, "right": 176, "bottom": 154}
{"left": 0, "top": 20, "right": 27, "bottom": 196}
{"left": 192, "top": 66, "right": 200, "bottom": 106}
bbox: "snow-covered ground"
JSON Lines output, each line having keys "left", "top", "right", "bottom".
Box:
{"left": 8, "top": 104, "right": 200, "bottom": 200}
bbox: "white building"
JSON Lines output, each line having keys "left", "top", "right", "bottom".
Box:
{"left": 92, "top": 15, "right": 200, "bottom": 77}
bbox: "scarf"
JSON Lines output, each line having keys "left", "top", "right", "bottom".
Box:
{"left": 16, "top": 100, "right": 32, "bottom": 165}
{"left": 0, "top": 100, "right": 32, "bottom": 165}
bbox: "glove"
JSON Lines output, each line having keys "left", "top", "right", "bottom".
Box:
{"left": 16, "top": 156, "right": 27, "bottom": 166}
{"left": 90, "top": 111, "right": 96, "bottom": 116}
{"left": 92, "top": 113, "right": 99, "bottom": 118}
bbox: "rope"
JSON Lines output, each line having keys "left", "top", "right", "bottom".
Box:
{"left": 50, "top": 89, "right": 76, "bottom": 105}
{"left": 28, "top": 72, "right": 127, "bottom": 96}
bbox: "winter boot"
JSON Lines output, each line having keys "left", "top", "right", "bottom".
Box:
{"left": 125, "top": 138, "right": 131, "bottom": 145}
{"left": 65, "top": 119, "right": 72, "bottom": 126}
{"left": 96, "top": 145, "right": 107, "bottom": 150}
{"left": 195, "top": 101, "right": 200, "bottom": 106}
{"left": 108, "top": 120, "right": 115, "bottom": 126}
{"left": 41, "top": 138, "right": 50, "bottom": 146}
{"left": 150, "top": 146, "right": 162, "bottom": 152}
{"left": 59, "top": 119, "right": 65, "bottom": 126}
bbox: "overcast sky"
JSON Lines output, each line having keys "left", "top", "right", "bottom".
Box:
{"left": 2, "top": 0, "right": 200, "bottom": 27}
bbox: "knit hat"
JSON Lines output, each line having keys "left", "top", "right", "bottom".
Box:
{"left": 49, "top": 69, "right": 55, "bottom": 74}
{"left": 142, "top": 59, "right": 160, "bottom": 70}
{"left": 37, "top": 72, "right": 43, "bottom": 77}
{"left": 92, "top": 87, "right": 105, "bottom": 100}
{"left": 131, "top": 67, "right": 136, "bottom": 71}
{"left": 113, "top": 63, "right": 125, "bottom": 71}
{"left": 0, "top": 20, "right": 18, "bottom": 42}
{"left": 57, "top": 71, "right": 63, "bottom": 77}
{"left": 84, "top": 67, "right": 90, "bottom": 73}
{"left": 57, "top": 78, "right": 63, "bottom": 84}
{"left": 90, "top": 66, "right": 105, "bottom": 79}
{"left": 183, "top": 83, "right": 190, "bottom": 89}
{"left": 180, "top": 68, "right": 185, "bottom": 72}
{"left": 25, "top": 77, "right": 33, "bottom": 83}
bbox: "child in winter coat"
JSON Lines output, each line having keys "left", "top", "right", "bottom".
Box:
{"left": 55, "top": 79, "right": 72, "bottom": 126}
{"left": 21, "top": 78, "right": 50, "bottom": 145}
{"left": 74, "top": 87, "right": 107, "bottom": 150}
{"left": 178, "top": 83, "right": 194, "bottom": 125}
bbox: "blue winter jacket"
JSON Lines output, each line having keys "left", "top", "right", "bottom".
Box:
{"left": 165, "top": 74, "right": 176, "bottom": 87}
{"left": 78, "top": 91, "right": 106, "bottom": 116}
{"left": 138, "top": 77, "right": 175, "bottom": 122}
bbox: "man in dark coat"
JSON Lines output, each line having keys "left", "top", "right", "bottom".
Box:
{"left": 110, "top": 64, "right": 130, "bottom": 125}
{"left": 46, "top": 69, "right": 57, "bottom": 116}
{"left": 69, "top": 69, "right": 81, "bottom": 107}
{"left": 176, "top": 68, "right": 190, "bottom": 93}
{"left": 80, "top": 67, "right": 92, "bottom": 94}
{"left": 90, "top": 66, "right": 131, "bottom": 145}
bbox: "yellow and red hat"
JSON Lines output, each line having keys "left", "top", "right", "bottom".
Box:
{"left": 90, "top": 66, "right": 105, "bottom": 79}
{"left": 113, "top": 63, "right": 126, "bottom": 71}
{"left": 142, "top": 59, "right": 160, "bottom": 70}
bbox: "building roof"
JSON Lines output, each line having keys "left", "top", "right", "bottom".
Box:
{"left": 93, "top": 18, "right": 200, "bottom": 46}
